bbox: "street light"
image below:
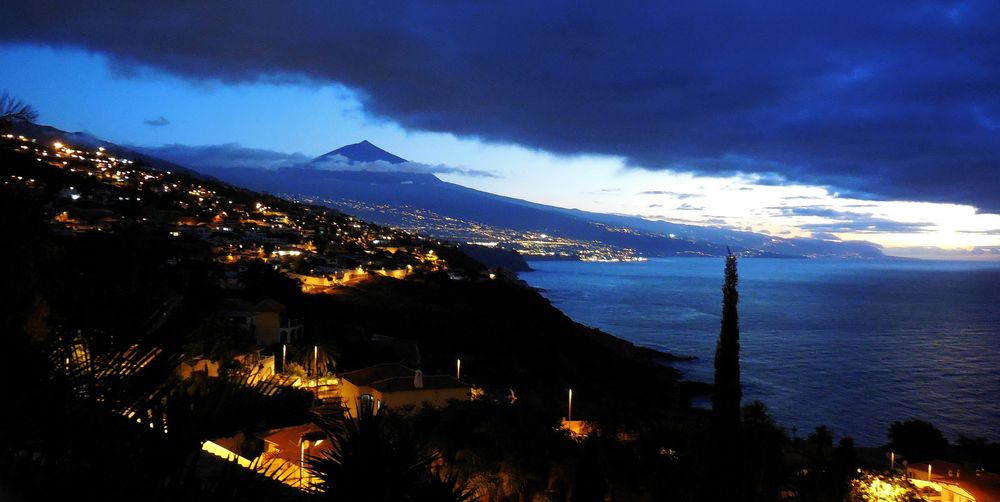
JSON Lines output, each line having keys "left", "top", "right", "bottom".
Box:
{"left": 456, "top": 358, "right": 461, "bottom": 380}
{"left": 313, "top": 345, "right": 319, "bottom": 397}
{"left": 299, "top": 431, "right": 325, "bottom": 489}
{"left": 568, "top": 388, "right": 573, "bottom": 421}
{"left": 282, "top": 344, "right": 287, "bottom": 373}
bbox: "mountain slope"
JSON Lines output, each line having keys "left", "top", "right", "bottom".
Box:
{"left": 195, "top": 163, "right": 884, "bottom": 259}
{"left": 313, "top": 139, "right": 407, "bottom": 164}
{"left": 8, "top": 125, "right": 883, "bottom": 259}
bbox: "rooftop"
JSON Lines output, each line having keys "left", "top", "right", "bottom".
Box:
{"left": 339, "top": 363, "right": 470, "bottom": 392}
{"left": 370, "top": 374, "right": 470, "bottom": 392}
{"left": 339, "top": 362, "right": 415, "bottom": 386}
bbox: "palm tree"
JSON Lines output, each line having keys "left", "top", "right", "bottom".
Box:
{"left": 288, "top": 342, "right": 338, "bottom": 379}
{"left": 0, "top": 92, "right": 38, "bottom": 127}
{"left": 308, "top": 407, "right": 472, "bottom": 501}
{"left": 1, "top": 326, "right": 312, "bottom": 500}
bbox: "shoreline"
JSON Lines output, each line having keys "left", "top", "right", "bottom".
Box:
{"left": 520, "top": 257, "right": 1000, "bottom": 446}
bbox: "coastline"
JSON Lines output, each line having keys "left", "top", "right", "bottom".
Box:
{"left": 520, "top": 257, "right": 1000, "bottom": 445}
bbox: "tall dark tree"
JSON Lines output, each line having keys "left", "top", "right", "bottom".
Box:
{"left": 712, "top": 250, "right": 741, "bottom": 499}
{"left": 888, "top": 419, "right": 949, "bottom": 462}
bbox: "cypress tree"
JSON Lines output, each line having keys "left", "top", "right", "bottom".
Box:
{"left": 711, "top": 250, "right": 741, "bottom": 499}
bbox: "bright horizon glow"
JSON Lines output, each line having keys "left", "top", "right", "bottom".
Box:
{"left": 1, "top": 44, "right": 998, "bottom": 259}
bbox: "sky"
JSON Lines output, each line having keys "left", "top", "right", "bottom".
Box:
{"left": 1, "top": 1, "right": 999, "bottom": 259}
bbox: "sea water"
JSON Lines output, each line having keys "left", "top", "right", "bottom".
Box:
{"left": 523, "top": 258, "right": 1000, "bottom": 445}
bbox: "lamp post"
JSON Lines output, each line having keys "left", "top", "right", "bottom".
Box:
{"left": 281, "top": 344, "right": 286, "bottom": 373}
{"left": 299, "top": 433, "right": 325, "bottom": 489}
{"left": 313, "top": 345, "right": 319, "bottom": 397}
{"left": 299, "top": 440, "right": 307, "bottom": 489}
{"left": 456, "top": 358, "right": 461, "bottom": 380}
{"left": 568, "top": 388, "right": 573, "bottom": 421}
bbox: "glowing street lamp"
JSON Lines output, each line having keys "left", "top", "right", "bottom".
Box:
{"left": 299, "top": 432, "right": 325, "bottom": 489}
{"left": 313, "top": 345, "right": 319, "bottom": 397}
{"left": 568, "top": 388, "right": 573, "bottom": 421}
{"left": 282, "top": 344, "right": 287, "bottom": 373}
{"left": 456, "top": 358, "right": 461, "bottom": 380}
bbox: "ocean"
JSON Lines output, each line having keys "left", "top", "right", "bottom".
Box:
{"left": 522, "top": 258, "right": 1000, "bottom": 446}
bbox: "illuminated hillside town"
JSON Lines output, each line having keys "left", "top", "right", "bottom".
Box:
{"left": 5, "top": 129, "right": 999, "bottom": 501}
{"left": 2, "top": 133, "right": 491, "bottom": 288}
{"left": 288, "top": 195, "right": 647, "bottom": 263}
{"left": 3, "top": 3, "right": 1000, "bottom": 498}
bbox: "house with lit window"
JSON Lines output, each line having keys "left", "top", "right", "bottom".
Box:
{"left": 221, "top": 298, "right": 304, "bottom": 345}
{"left": 907, "top": 460, "right": 1000, "bottom": 502}
{"left": 337, "top": 363, "right": 470, "bottom": 416}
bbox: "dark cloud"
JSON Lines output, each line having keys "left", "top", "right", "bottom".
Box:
{"left": 799, "top": 217, "right": 934, "bottom": 234}
{"left": 137, "top": 143, "right": 499, "bottom": 178}
{"left": 781, "top": 206, "right": 856, "bottom": 218}
{"left": 143, "top": 116, "right": 169, "bottom": 127}
{"left": 888, "top": 246, "right": 1000, "bottom": 259}
{"left": 311, "top": 153, "right": 499, "bottom": 178}
{"left": 676, "top": 203, "right": 706, "bottom": 211}
{"left": 810, "top": 232, "right": 842, "bottom": 241}
{"left": 136, "top": 143, "right": 310, "bottom": 170}
{"left": 772, "top": 205, "right": 935, "bottom": 233}
{"left": 958, "top": 228, "right": 1000, "bottom": 235}
{"left": 799, "top": 221, "right": 933, "bottom": 234}
{"left": 637, "top": 190, "right": 700, "bottom": 199}
{"left": 3, "top": 1, "right": 999, "bottom": 210}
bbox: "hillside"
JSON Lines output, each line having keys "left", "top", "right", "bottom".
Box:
{"left": 6, "top": 127, "right": 988, "bottom": 501}
{"left": 0, "top": 129, "right": 691, "bottom": 419}
{"left": 183, "top": 141, "right": 885, "bottom": 260}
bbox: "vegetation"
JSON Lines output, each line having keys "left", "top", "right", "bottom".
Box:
{"left": 0, "top": 91, "right": 38, "bottom": 127}
{"left": 308, "top": 407, "right": 472, "bottom": 501}
{"left": 887, "top": 419, "right": 949, "bottom": 462}
{"left": 712, "top": 250, "right": 742, "bottom": 499}
{"left": 3, "top": 119, "right": 1000, "bottom": 501}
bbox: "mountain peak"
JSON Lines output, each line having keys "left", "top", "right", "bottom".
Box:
{"left": 313, "top": 140, "right": 407, "bottom": 165}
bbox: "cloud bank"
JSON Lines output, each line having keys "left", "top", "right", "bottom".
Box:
{"left": 137, "top": 143, "right": 498, "bottom": 178}
{"left": 3, "top": 1, "right": 998, "bottom": 210}
{"left": 143, "top": 116, "right": 169, "bottom": 127}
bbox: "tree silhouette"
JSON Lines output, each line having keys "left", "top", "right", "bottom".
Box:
{"left": 308, "top": 407, "right": 471, "bottom": 501}
{"left": 888, "top": 420, "right": 948, "bottom": 462}
{"left": 0, "top": 91, "right": 38, "bottom": 127}
{"left": 711, "top": 250, "right": 741, "bottom": 499}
